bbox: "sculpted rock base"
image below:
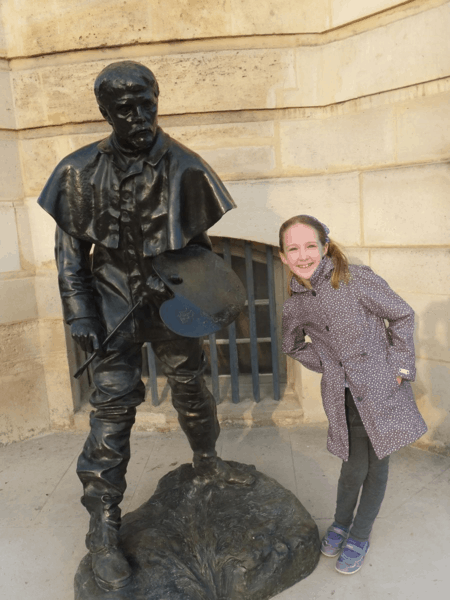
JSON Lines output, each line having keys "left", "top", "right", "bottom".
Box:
{"left": 74, "top": 461, "right": 320, "bottom": 600}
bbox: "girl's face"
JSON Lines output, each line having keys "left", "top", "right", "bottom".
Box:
{"left": 280, "top": 223, "right": 328, "bottom": 280}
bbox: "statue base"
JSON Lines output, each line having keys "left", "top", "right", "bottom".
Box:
{"left": 74, "top": 461, "right": 320, "bottom": 600}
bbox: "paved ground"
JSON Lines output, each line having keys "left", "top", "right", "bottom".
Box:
{"left": 1, "top": 425, "right": 449, "bottom": 600}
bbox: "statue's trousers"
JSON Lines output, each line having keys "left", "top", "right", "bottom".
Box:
{"left": 76, "top": 333, "right": 220, "bottom": 516}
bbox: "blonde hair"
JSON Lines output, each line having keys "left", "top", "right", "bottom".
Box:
{"left": 279, "top": 215, "right": 350, "bottom": 295}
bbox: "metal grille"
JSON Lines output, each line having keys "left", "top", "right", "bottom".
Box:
{"left": 145, "top": 238, "right": 285, "bottom": 405}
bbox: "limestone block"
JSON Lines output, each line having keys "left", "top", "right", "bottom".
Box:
{"left": 0, "top": 316, "right": 42, "bottom": 371}
{"left": 284, "top": 4, "right": 450, "bottom": 107}
{"left": 282, "top": 46, "right": 323, "bottom": 108}
{"left": 346, "top": 248, "right": 370, "bottom": 266}
{"left": 3, "top": 0, "right": 151, "bottom": 58}
{"left": 14, "top": 202, "right": 36, "bottom": 271}
{"left": 412, "top": 357, "right": 450, "bottom": 449}
{"left": 331, "top": 0, "right": 408, "bottom": 28}
{"left": 166, "top": 121, "right": 275, "bottom": 150}
{"left": 20, "top": 131, "right": 107, "bottom": 196}
{"left": 230, "top": 0, "right": 329, "bottom": 35}
{"left": 327, "top": 4, "right": 450, "bottom": 104}
{"left": 209, "top": 174, "right": 361, "bottom": 247}
{"left": 399, "top": 292, "right": 450, "bottom": 364}
{"left": 0, "top": 15, "right": 6, "bottom": 58}
{"left": 0, "top": 364, "right": 50, "bottom": 444}
{"left": 396, "top": 91, "right": 450, "bottom": 164}
{"left": 38, "top": 319, "right": 74, "bottom": 429}
{"left": 0, "top": 320, "right": 51, "bottom": 444}
{"left": 280, "top": 106, "right": 395, "bottom": 174}
{"left": 0, "top": 276, "right": 37, "bottom": 324}
{"left": 362, "top": 164, "right": 450, "bottom": 246}
{"left": 370, "top": 248, "right": 450, "bottom": 295}
{"left": 35, "top": 270, "right": 63, "bottom": 320}
{"left": 0, "top": 135, "right": 23, "bottom": 200}
{"left": 200, "top": 146, "right": 276, "bottom": 178}
{"left": 0, "top": 204, "right": 21, "bottom": 273}
{"left": 149, "top": 0, "right": 235, "bottom": 42}
{"left": 0, "top": 65, "right": 15, "bottom": 129}
{"left": 24, "top": 196, "right": 57, "bottom": 268}
{"left": 12, "top": 49, "right": 296, "bottom": 128}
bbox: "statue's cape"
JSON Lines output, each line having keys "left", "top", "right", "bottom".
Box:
{"left": 38, "top": 127, "right": 235, "bottom": 256}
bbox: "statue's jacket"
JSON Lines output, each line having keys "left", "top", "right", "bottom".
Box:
{"left": 282, "top": 256, "right": 427, "bottom": 461}
{"left": 38, "top": 127, "right": 235, "bottom": 340}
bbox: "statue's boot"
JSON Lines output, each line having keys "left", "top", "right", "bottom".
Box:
{"left": 84, "top": 496, "right": 132, "bottom": 592}
{"left": 193, "top": 451, "right": 255, "bottom": 486}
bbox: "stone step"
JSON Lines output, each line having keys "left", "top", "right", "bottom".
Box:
{"left": 72, "top": 390, "right": 303, "bottom": 433}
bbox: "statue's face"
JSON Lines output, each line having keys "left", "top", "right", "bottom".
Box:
{"left": 100, "top": 84, "right": 158, "bottom": 152}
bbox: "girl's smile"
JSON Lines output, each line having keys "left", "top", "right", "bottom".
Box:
{"left": 280, "top": 223, "right": 328, "bottom": 281}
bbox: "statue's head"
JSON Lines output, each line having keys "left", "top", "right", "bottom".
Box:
{"left": 94, "top": 61, "right": 159, "bottom": 152}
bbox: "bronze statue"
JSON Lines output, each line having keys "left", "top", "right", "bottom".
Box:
{"left": 38, "top": 61, "right": 254, "bottom": 593}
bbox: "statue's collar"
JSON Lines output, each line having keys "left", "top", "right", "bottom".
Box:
{"left": 97, "top": 127, "right": 170, "bottom": 171}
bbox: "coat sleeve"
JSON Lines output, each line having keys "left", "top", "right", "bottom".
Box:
{"left": 281, "top": 304, "right": 324, "bottom": 374}
{"left": 55, "top": 226, "right": 99, "bottom": 324}
{"left": 354, "top": 266, "right": 416, "bottom": 381}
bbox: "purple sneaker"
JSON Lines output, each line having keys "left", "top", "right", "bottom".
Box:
{"left": 335, "top": 537, "right": 370, "bottom": 574}
{"left": 320, "top": 524, "right": 349, "bottom": 557}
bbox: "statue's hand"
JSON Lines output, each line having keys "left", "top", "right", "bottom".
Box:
{"left": 146, "top": 274, "right": 169, "bottom": 295}
{"left": 71, "top": 318, "right": 105, "bottom": 353}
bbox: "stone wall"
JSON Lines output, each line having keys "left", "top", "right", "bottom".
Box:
{"left": 0, "top": 0, "right": 449, "bottom": 452}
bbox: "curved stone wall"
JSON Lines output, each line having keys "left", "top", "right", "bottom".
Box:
{"left": 0, "top": 0, "right": 449, "bottom": 452}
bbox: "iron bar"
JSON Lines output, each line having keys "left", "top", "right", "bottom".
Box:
{"left": 266, "top": 245, "right": 280, "bottom": 400}
{"left": 244, "top": 241, "right": 260, "bottom": 402}
{"left": 222, "top": 238, "right": 240, "bottom": 404}
{"left": 146, "top": 343, "right": 160, "bottom": 406}
{"left": 208, "top": 333, "right": 221, "bottom": 404}
{"left": 203, "top": 337, "right": 272, "bottom": 345}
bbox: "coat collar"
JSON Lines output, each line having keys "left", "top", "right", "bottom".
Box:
{"left": 290, "top": 255, "right": 334, "bottom": 293}
{"left": 97, "top": 127, "right": 171, "bottom": 172}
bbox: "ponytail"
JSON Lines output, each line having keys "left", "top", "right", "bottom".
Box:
{"left": 327, "top": 239, "right": 350, "bottom": 290}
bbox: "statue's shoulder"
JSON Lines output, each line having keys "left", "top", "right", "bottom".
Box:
{"left": 38, "top": 138, "right": 107, "bottom": 215}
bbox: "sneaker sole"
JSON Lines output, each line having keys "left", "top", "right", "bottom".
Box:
{"left": 320, "top": 547, "right": 342, "bottom": 558}
{"left": 335, "top": 546, "right": 369, "bottom": 575}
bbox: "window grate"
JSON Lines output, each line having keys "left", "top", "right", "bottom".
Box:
{"left": 145, "top": 238, "right": 284, "bottom": 405}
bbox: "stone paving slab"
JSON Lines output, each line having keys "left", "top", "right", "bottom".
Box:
{"left": 0, "top": 427, "right": 449, "bottom": 600}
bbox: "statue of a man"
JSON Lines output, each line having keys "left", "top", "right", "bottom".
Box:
{"left": 38, "top": 61, "right": 253, "bottom": 592}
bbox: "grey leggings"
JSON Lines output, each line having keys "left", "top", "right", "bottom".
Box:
{"left": 334, "top": 388, "right": 390, "bottom": 542}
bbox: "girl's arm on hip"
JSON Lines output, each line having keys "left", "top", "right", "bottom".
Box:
{"left": 281, "top": 309, "right": 323, "bottom": 373}
{"left": 354, "top": 265, "right": 416, "bottom": 381}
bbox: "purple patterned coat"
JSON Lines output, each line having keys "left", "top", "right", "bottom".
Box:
{"left": 282, "top": 256, "right": 427, "bottom": 461}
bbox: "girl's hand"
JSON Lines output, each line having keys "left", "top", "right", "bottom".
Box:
{"left": 396, "top": 376, "right": 402, "bottom": 385}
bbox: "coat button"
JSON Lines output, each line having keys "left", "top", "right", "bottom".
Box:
{"left": 325, "top": 326, "right": 330, "bottom": 331}
{"left": 356, "top": 396, "right": 363, "bottom": 402}
{"left": 339, "top": 361, "right": 343, "bottom": 367}
{"left": 122, "top": 191, "right": 132, "bottom": 200}
{"left": 361, "top": 352, "right": 367, "bottom": 356}
{"left": 311, "top": 291, "right": 317, "bottom": 296}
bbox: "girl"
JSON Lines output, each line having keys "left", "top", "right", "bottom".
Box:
{"left": 279, "top": 214, "right": 427, "bottom": 575}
